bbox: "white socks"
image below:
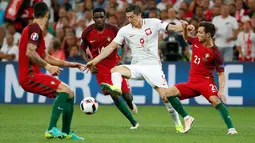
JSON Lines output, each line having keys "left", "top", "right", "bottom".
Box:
{"left": 164, "top": 102, "right": 182, "bottom": 126}
{"left": 111, "top": 72, "right": 122, "bottom": 88}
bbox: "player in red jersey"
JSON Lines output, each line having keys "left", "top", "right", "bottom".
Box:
{"left": 161, "top": 21, "right": 237, "bottom": 134}
{"left": 18, "top": 2, "right": 84, "bottom": 140}
{"left": 80, "top": 8, "right": 139, "bottom": 129}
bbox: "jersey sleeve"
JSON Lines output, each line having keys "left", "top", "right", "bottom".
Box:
{"left": 113, "top": 27, "right": 125, "bottom": 45}
{"left": 215, "top": 49, "right": 224, "bottom": 72}
{"left": 80, "top": 30, "right": 90, "bottom": 51}
{"left": 28, "top": 24, "right": 42, "bottom": 47}
{"left": 153, "top": 18, "right": 168, "bottom": 31}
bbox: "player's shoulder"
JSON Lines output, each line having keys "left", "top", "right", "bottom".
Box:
{"left": 26, "top": 23, "right": 42, "bottom": 32}
{"left": 144, "top": 18, "right": 161, "bottom": 23}
{"left": 106, "top": 23, "right": 119, "bottom": 30}
{"left": 81, "top": 24, "right": 95, "bottom": 37}
{"left": 118, "top": 24, "right": 132, "bottom": 32}
{"left": 211, "top": 45, "right": 221, "bottom": 54}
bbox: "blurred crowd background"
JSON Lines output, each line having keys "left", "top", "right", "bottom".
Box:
{"left": 0, "top": 0, "right": 255, "bottom": 63}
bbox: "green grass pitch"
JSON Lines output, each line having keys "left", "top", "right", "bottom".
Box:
{"left": 0, "top": 104, "right": 254, "bottom": 143}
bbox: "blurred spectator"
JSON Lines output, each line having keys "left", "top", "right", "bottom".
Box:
{"left": 108, "top": 15, "right": 118, "bottom": 26}
{"left": 67, "top": 9, "right": 76, "bottom": 27}
{"left": 156, "top": 0, "right": 168, "bottom": 11}
{"left": 235, "top": 0, "right": 246, "bottom": 21}
{"left": 54, "top": 6, "right": 68, "bottom": 30}
{"left": 85, "top": 0, "right": 94, "bottom": 10}
{"left": 148, "top": 7, "right": 160, "bottom": 18}
{"left": 94, "top": 0, "right": 107, "bottom": 9}
{"left": 2, "top": 24, "right": 21, "bottom": 47}
{"left": 229, "top": 4, "right": 237, "bottom": 17}
{"left": 66, "top": 45, "right": 83, "bottom": 61}
{"left": 61, "top": 0, "right": 72, "bottom": 11}
{"left": 194, "top": 6, "right": 205, "bottom": 22}
{"left": 166, "top": 8, "right": 181, "bottom": 25}
{"left": 43, "top": 26, "right": 54, "bottom": 51}
{"left": 212, "top": 4, "right": 239, "bottom": 61}
{"left": 75, "top": 18, "right": 86, "bottom": 38}
{"left": 0, "top": 34, "right": 18, "bottom": 61}
{"left": 49, "top": 38, "right": 65, "bottom": 60}
{"left": 160, "top": 9, "right": 168, "bottom": 21}
{"left": 214, "top": 0, "right": 223, "bottom": 7}
{"left": 251, "top": 12, "right": 255, "bottom": 31}
{"left": 84, "top": 10, "right": 94, "bottom": 26}
{"left": 56, "top": 28, "right": 65, "bottom": 42}
{"left": 236, "top": 16, "right": 255, "bottom": 61}
{"left": 212, "top": 5, "right": 221, "bottom": 17}
{"left": 76, "top": 2, "right": 85, "bottom": 20}
{"left": 201, "top": 0, "right": 213, "bottom": 21}
{"left": 179, "top": 1, "right": 193, "bottom": 21}
{"left": 0, "top": 26, "right": 5, "bottom": 47}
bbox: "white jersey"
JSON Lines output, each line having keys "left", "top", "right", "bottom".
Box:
{"left": 113, "top": 18, "right": 168, "bottom": 66}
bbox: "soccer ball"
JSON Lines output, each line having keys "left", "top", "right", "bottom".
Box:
{"left": 80, "top": 97, "right": 99, "bottom": 115}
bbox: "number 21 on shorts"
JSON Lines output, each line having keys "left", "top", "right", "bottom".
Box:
{"left": 209, "top": 84, "right": 217, "bottom": 92}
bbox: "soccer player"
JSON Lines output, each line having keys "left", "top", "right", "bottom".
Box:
{"left": 85, "top": 4, "right": 195, "bottom": 133}
{"left": 80, "top": 8, "right": 139, "bottom": 129}
{"left": 160, "top": 21, "right": 238, "bottom": 135}
{"left": 18, "top": 2, "right": 84, "bottom": 140}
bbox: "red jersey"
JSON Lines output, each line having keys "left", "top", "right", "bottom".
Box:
{"left": 18, "top": 23, "right": 46, "bottom": 82}
{"left": 188, "top": 37, "right": 224, "bottom": 82}
{"left": 80, "top": 24, "right": 119, "bottom": 71}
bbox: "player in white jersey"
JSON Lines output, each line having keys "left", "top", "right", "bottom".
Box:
{"left": 85, "top": 4, "right": 195, "bottom": 133}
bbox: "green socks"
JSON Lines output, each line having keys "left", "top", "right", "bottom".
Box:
{"left": 215, "top": 103, "right": 235, "bottom": 129}
{"left": 167, "top": 96, "right": 188, "bottom": 118}
{"left": 62, "top": 96, "right": 74, "bottom": 134}
{"left": 48, "top": 92, "right": 70, "bottom": 131}
{"left": 112, "top": 96, "right": 137, "bottom": 126}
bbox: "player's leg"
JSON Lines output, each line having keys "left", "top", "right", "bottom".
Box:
{"left": 55, "top": 83, "right": 84, "bottom": 140}
{"left": 200, "top": 82, "right": 237, "bottom": 135}
{"left": 161, "top": 83, "right": 200, "bottom": 132}
{"left": 101, "top": 66, "right": 132, "bottom": 96}
{"left": 97, "top": 73, "right": 138, "bottom": 129}
{"left": 121, "top": 78, "right": 137, "bottom": 113}
{"left": 110, "top": 94, "right": 139, "bottom": 129}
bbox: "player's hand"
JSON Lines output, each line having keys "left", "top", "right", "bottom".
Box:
{"left": 218, "top": 88, "right": 226, "bottom": 103}
{"left": 180, "top": 20, "right": 189, "bottom": 28}
{"left": 89, "top": 64, "right": 98, "bottom": 74}
{"left": 187, "top": 25, "right": 195, "bottom": 32}
{"left": 226, "top": 37, "right": 233, "bottom": 42}
{"left": 45, "top": 64, "right": 63, "bottom": 76}
{"left": 84, "top": 60, "right": 96, "bottom": 73}
{"left": 67, "top": 62, "right": 86, "bottom": 71}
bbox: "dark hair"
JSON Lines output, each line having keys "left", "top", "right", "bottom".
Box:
{"left": 93, "top": 8, "right": 106, "bottom": 16}
{"left": 125, "top": 4, "right": 141, "bottom": 15}
{"left": 34, "top": 2, "right": 48, "bottom": 18}
{"left": 199, "top": 21, "right": 216, "bottom": 38}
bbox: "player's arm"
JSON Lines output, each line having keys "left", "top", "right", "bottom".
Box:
{"left": 215, "top": 49, "right": 226, "bottom": 103}
{"left": 119, "top": 43, "right": 128, "bottom": 64}
{"left": 92, "top": 41, "right": 119, "bottom": 65}
{"left": 44, "top": 51, "right": 69, "bottom": 66}
{"left": 26, "top": 43, "right": 49, "bottom": 68}
{"left": 217, "top": 72, "right": 225, "bottom": 90}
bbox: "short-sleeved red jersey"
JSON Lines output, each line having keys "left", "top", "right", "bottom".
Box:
{"left": 18, "top": 23, "right": 46, "bottom": 82}
{"left": 188, "top": 37, "right": 224, "bottom": 82}
{"left": 80, "top": 24, "right": 119, "bottom": 71}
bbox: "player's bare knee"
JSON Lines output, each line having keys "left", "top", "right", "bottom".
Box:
{"left": 110, "top": 66, "right": 121, "bottom": 73}
{"left": 209, "top": 96, "right": 221, "bottom": 107}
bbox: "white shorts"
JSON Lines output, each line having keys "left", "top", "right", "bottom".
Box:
{"left": 121, "top": 65, "right": 168, "bottom": 88}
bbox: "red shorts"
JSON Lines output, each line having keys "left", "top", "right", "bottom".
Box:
{"left": 96, "top": 72, "right": 130, "bottom": 95}
{"left": 175, "top": 80, "right": 218, "bottom": 101}
{"left": 19, "top": 73, "right": 61, "bottom": 98}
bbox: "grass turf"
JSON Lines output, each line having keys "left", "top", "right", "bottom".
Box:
{"left": 0, "top": 104, "right": 254, "bottom": 143}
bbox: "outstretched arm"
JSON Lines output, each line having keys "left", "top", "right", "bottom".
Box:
{"left": 92, "top": 41, "right": 119, "bottom": 65}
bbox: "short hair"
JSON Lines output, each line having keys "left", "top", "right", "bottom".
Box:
{"left": 199, "top": 22, "right": 216, "bottom": 38}
{"left": 34, "top": 2, "right": 48, "bottom": 18}
{"left": 125, "top": 4, "right": 141, "bottom": 15}
{"left": 93, "top": 8, "right": 106, "bottom": 16}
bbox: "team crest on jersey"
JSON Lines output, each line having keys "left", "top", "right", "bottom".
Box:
{"left": 145, "top": 28, "right": 152, "bottom": 36}
{"left": 107, "top": 37, "right": 111, "bottom": 42}
{"left": 205, "top": 53, "right": 210, "bottom": 59}
{"left": 31, "top": 32, "right": 39, "bottom": 41}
